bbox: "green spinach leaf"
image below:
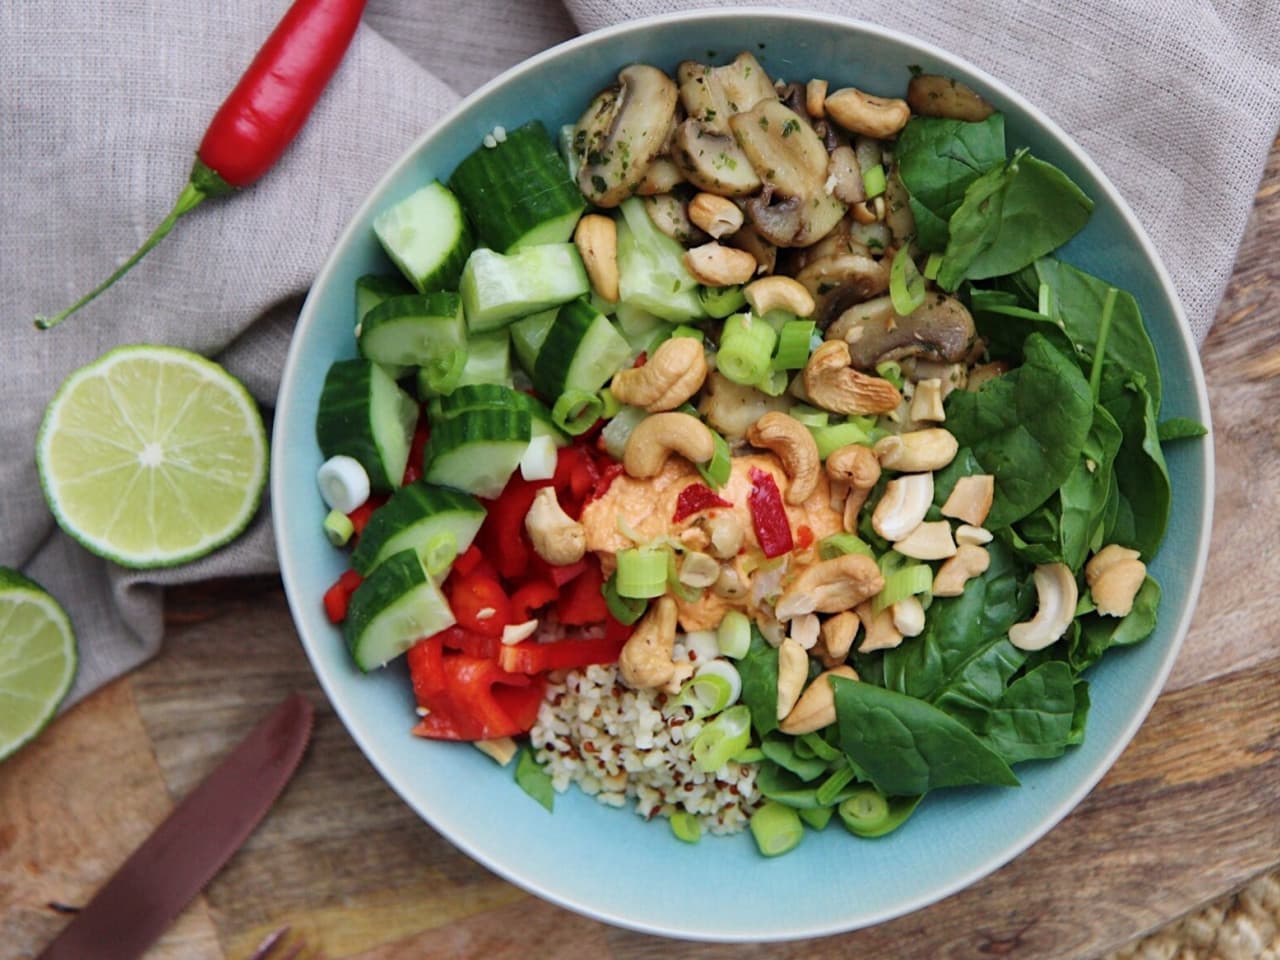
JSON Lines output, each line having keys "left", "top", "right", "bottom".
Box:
{"left": 1058, "top": 404, "right": 1125, "bottom": 570}
{"left": 1100, "top": 377, "right": 1170, "bottom": 560}
{"left": 1157, "top": 417, "right": 1208, "bottom": 442}
{"left": 737, "top": 626, "right": 780, "bottom": 737}
{"left": 1071, "top": 576, "right": 1161, "bottom": 672}
{"left": 981, "top": 660, "right": 1078, "bottom": 763}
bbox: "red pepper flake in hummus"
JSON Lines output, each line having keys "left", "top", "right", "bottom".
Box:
{"left": 747, "top": 467, "right": 794, "bottom": 558}
{"left": 672, "top": 482, "right": 734, "bottom": 522}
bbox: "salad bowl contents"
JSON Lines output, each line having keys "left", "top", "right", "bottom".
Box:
{"left": 274, "top": 11, "right": 1211, "bottom": 940}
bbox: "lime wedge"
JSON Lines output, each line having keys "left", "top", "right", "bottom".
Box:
{"left": 0, "top": 567, "right": 77, "bottom": 761}
{"left": 36, "top": 345, "right": 268, "bottom": 568}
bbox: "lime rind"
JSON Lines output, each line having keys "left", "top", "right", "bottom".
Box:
{"left": 36, "top": 345, "right": 269, "bottom": 569}
{"left": 0, "top": 567, "right": 78, "bottom": 762}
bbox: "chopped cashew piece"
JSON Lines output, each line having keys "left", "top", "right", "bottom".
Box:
{"left": 819, "top": 610, "right": 860, "bottom": 662}
{"left": 932, "top": 543, "right": 991, "bottom": 597}
{"left": 743, "top": 276, "right": 816, "bottom": 319}
{"left": 662, "top": 660, "right": 697, "bottom": 695}
{"left": 940, "top": 474, "right": 995, "bottom": 527}
{"left": 894, "top": 520, "right": 957, "bottom": 560}
{"left": 775, "top": 553, "right": 884, "bottom": 620}
{"left": 826, "top": 443, "right": 881, "bottom": 529}
{"left": 684, "top": 242, "right": 758, "bottom": 286}
{"left": 610, "top": 336, "right": 708, "bottom": 412}
{"left": 678, "top": 550, "right": 721, "bottom": 589}
{"left": 1086, "top": 545, "right": 1147, "bottom": 617}
{"left": 892, "top": 596, "right": 926, "bottom": 638}
{"left": 789, "top": 613, "right": 820, "bottom": 650}
{"left": 804, "top": 340, "right": 902, "bottom": 415}
{"left": 871, "top": 473, "right": 934, "bottom": 542}
{"left": 874, "top": 428, "right": 959, "bottom": 473}
{"left": 805, "top": 78, "right": 829, "bottom": 119}
{"left": 501, "top": 620, "right": 539, "bottom": 645}
{"left": 856, "top": 601, "right": 903, "bottom": 653}
{"left": 779, "top": 665, "right": 859, "bottom": 735}
{"left": 1008, "top": 563, "right": 1078, "bottom": 651}
{"left": 776, "top": 637, "right": 809, "bottom": 720}
{"left": 573, "top": 213, "right": 619, "bottom": 303}
{"left": 524, "top": 487, "right": 586, "bottom": 565}
{"left": 706, "top": 512, "right": 745, "bottom": 559}
{"left": 954, "top": 524, "right": 993, "bottom": 546}
{"left": 623, "top": 412, "right": 715, "bottom": 478}
{"left": 688, "top": 192, "right": 744, "bottom": 239}
{"left": 746, "top": 412, "right": 821, "bottom": 505}
{"left": 473, "top": 737, "right": 519, "bottom": 766}
{"left": 619, "top": 596, "right": 679, "bottom": 689}
{"left": 824, "top": 87, "right": 912, "bottom": 138}
{"left": 909, "top": 378, "right": 947, "bottom": 422}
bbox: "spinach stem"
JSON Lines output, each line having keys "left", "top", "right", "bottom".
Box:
{"left": 1089, "top": 286, "right": 1119, "bottom": 400}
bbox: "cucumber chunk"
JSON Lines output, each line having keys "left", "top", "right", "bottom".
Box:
{"left": 510, "top": 308, "right": 558, "bottom": 376}
{"left": 358, "top": 293, "right": 467, "bottom": 374}
{"left": 455, "top": 329, "right": 513, "bottom": 388}
{"left": 356, "top": 274, "right": 415, "bottom": 324}
{"left": 533, "top": 298, "right": 633, "bottom": 400}
{"left": 460, "top": 244, "right": 590, "bottom": 333}
{"left": 373, "top": 181, "right": 474, "bottom": 293}
{"left": 616, "top": 198, "right": 706, "bottom": 323}
{"left": 351, "top": 481, "right": 486, "bottom": 576}
{"left": 423, "top": 407, "right": 532, "bottom": 498}
{"left": 449, "top": 121, "right": 585, "bottom": 253}
{"left": 344, "top": 549, "right": 455, "bottom": 671}
{"left": 316, "top": 359, "right": 418, "bottom": 492}
{"left": 431, "top": 384, "right": 567, "bottom": 447}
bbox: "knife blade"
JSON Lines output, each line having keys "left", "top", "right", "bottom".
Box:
{"left": 37, "top": 692, "right": 314, "bottom": 960}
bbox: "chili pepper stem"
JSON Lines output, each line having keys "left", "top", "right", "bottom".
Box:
{"left": 34, "top": 182, "right": 207, "bottom": 330}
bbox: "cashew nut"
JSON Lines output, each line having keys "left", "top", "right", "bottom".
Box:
{"left": 1008, "top": 563, "right": 1078, "bottom": 651}
{"left": 573, "top": 213, "right": 619, "bottom": 303}
{"left": 940, "top": 474, "right": 995, "bottom": 527}
{"left": 789, "top": 613, "right": 820, "bottom": 650}
{"left": 706, "top": 512, "right": 745, "bottom": 559}
{"left": 1086, "top": 545, "right": 1147, "bottom": 617}
{"left": 818, "top": 610, "right": 860, "bottom": 664}
{"left": 610, "top": 337, "right": 708, "bottom": 412}
{"left": 743, "top": 276, "right": 816, "bottom": 319}
{"left": 776, "top": 637, "right": 809, "bottom": 720}
{"left": 856, "top": 600, "right": 903, "bottom": 653}
{"left": 893, "top": 519, "right": 957, "bottom": 560}
{"left": 954, "top": 524, "right": 993, "bottom": 546}
{"left": 871, "top": 473, "right": 934, "bottom": 542}
{"left": 618, "top": 595, "right": 679, "bottom": 689}
{"left": 892, "top": 596, "right": 926, "bottom": 638}
{"left": 932, "top": 543, "right": 991, "bottom": 597}
{"left": 805, "top": 78, "right": 829, "bottom": 119}
{"left": 850, "top": 194, "right": 886, "bottom": 225}
{"left": 683, "top": 241, "right": 758, "bottom": 286}
{"left": 473, "top": 737, "right": 519, "bottom": 766}
{"left": 826, "top": 443, "right": 881, "bottom": 528}
{"left": 779, "top": 665, "right": 858, "bottom": 735}
{"left": 677, "top": 550, "right": 721, "bottom": 589}
{"left": 775, "top": 553, "right": 884, "bottom": 620}
{"left": 874, "top": 428, "right": 959, "bottom": 473}
{"left": 623, "top": 412, "right": 715, "bottom": 478}
{"left": 824, "top": 87, "right": 911, "bottom": 138}
{"left": 909, "top": 378, "right": 947, "bottom": 422}
{"left": 804, "top": 340, "right": 903, "bottom": 416}
{"left": 713, "top": 562, "right": 749, "bottom": 600}
{"left": 688, "top": 192, "right": 745, "bottom": 239}
{"left": 524, "top": 487, "right": 586, "bottom": 566}
{"left": 746, "top": 412, "right": 821, "bottom": 505}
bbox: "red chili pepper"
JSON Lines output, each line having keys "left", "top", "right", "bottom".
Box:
{"left": 796, "top": 524, "right": 815, "bottom": 550}
{"left": 35, "top": 0, "right": 367, "bottom": 330}
{"left": 498, "top": 634, "right": 628, "bottom": 675}
{"left": 322, "top": 568, "right": 363, "bottom": 623}
{"left": 672, "top": 482, "right": 734, "bottom": 522}
{"left": 747, "top": 466, "right": 794, "bottom": 558}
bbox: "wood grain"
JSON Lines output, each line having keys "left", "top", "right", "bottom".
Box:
{"left": 3, "top": 145, "right": 1275, "bottom": 960}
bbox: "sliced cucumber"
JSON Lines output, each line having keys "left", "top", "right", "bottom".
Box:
{"left": 351, "top": 481, "right": 486, "bottom": 576}
{"left": 533, "top": 298, "right": 633, "bottom": 400}
{"left": 344, "top": 549, "right": 455, "bottom": 671}
{"left": 460, "top": 244, "right": 590, "bottom": 333}
{"left": 455, "top": 329, "right": 512, "bottom": 388}
{"left": 358, "top": 293, "right": 467, "bottom": 375}
{"left": 356, "top": 274, "right": 415, "bottom": 325}
{"left": 373, "top": 181, "right": 474, "bottom": 293}
{"left": 431, "top": 384, "right": 567, "bottom": 447}
{"left": 616, "top": 198, "right": 706, "bottom": 323}
{"left": 510, "top": 307, "right": 558, "bottom": 375}
{"left": 423, "top": 407, "right": 532, "bottom": 498}
{"left": 449, "top": 121, "right": 585, "bottom": 253}
{"left": 316, "top": 359, "right": 419, "bottom": 491}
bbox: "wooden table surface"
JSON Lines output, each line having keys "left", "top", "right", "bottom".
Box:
{"left": 4, "top": 140, "right": 1278, "bottom": 960}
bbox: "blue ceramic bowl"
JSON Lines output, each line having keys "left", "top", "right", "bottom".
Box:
{"left": 273, "top": 9, "right": 1213, "bottom": 941}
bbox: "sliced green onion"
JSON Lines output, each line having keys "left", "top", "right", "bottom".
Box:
{"left": 799, "top": 806, "right": 834, "bottom": 830}
{"left": 670, "top": 811, "right": 702, "bottom": 844}
{"left": 754, "top": 368, "right": 790, "bottom": 396}
{"left": 666, "top": 549, "right": 702, "bottom": 603}
{"left": 788, "top": 404, "right": 829, "bottom": 428}
{"left": 871, "top": 562, "right": 934, "bottom": 616}
{"left": 669, "top": 323, "right": 705, "bottom": 342}
{"left": 696, "top": 428, "right": 732, "bottom": 489}
{"left": 818, "top": 532, "right": 875, "bottom": 560}
{"left": 416, "top": 346, "right": 468, "bottom": 397}
{"left": 734, "top": 745, "right": 765, "bottom": 764}
{"left": 772, "top": 320, "right": 816, "bottom": 370}
{"left": 419, "top": 530, "right": 458, "bottom": 577}
{"left": 317, "top": 454, "right": 371, "bottom": 514}
{"left": 514, "top": 746, "right": 554, "bottom": 813}
{"left": 698, "top": 284, "right": 747, "bottom": 319}
{"left": 615, "top": 547, "right": 669, "bottom": 599}
{"left": 598, "top": 387, "right": 621, "bottom": 419}
{"left": 551, "top": 389, "right": 604, "bottom": 436}
{"left": 716, "top": 609, "right": 752, "bottom": 659}
{"left": 750, "top": 800, "right": 805, "bottom": 857}
{"left": 717, "top": 312, "right": 778, "bottom": 386}
{"left": 923, "top": 252, "right": 943, "bottom": 281}
{"left": 691, "top": 704, "right": 751, "bottom": 773}
{"left": 875, "top": 359, "right": 904, "bottom": 389}
{"left": 603, "top": 571, "right": 649, "bottom": 624}
{"left": 809, "top": 422, "right": 873, "bottom": 459}
{"left": 323, "top": 509, "right": 354, "bottom": 547}
{"left": 889, "top": 245, "right": 926, "bottom": 317}
{"left": 680, "top": 659, "right": 742, "bottom": 718}
{"left": 861, "top": 163, "right": 887, "bottom": 199}
{"left": 518, "top": 434, "right": 559, "bottom": 481}
{"left": 837, "top": 786, "right": 922, "bottom": 838}
{"left": 815, "top": 764, "right": 857, "bottom": 807}
{"left": 798, "top": 732, "right": 841, "bottom": 763}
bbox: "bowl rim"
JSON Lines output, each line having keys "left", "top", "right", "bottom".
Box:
{"left": 272, "top": 6, "right": 1215, "bottom": 941}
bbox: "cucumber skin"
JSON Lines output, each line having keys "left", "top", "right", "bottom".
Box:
{"left": 356, "top": 274, "right": 415, "bottom": 323}
{"left": 350, "top": 482, "right": 486, "bottom": 576}
{"left": 422, "top": 407, "right": 532, "bottom": 498}
{"left": 433, "top": 384, "right": 567, "bottom": 447}
{"left": 316, "top": 359, "right": 416, "bottom": 492}
{"left": 373, "top": 182, "right": 475, "bottom": 293}
{"left": 460, "top": 245, "right": 590, "bottom": 334}
{"left": 344, "top": 549, "right": 455, "bottom": 671}
{"left": 449, "top": 121, "right": 585, "bottom": 253}
{"left": 532, "top": 298, "right": 631, "bottom": 400}
{"left": 358, "top": 293, "right": 466, "bottom": 367}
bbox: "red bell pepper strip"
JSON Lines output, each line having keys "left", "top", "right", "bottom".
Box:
{"left": 555, "top": 558, "right": 609, "bottom": 626}
{"left": 411, "top": 654, "right": 546, "bottom": 741}
{"left": 747, "top": 466, "right": 794, "bottom": 558}
{"left": 477, "top": 475, "right": 547, "bottom": 580}
{"left": 498, "top": 634, "right": 628, "bottom": 674}
{"left": 322, "top": 568, "right": 363, "bottom": 623}
{"left": 434, "top": 625, "right": 502, "bottom": 660}
{"left": 453, "top": 543, "right": 484, "bottom": 577}
{"left": 36, "top": 0, "right": 368, "bottom": 330}
{"left": 402, "top": 414, "right": 430, "bottom": 485}
{"left": 445, "top": 570, "right": 513, "bottom": 638}
{"left": 510, "top": 580, "right": 559, "bottom": 622}
{"left": 406, "top": 635, "right": 447, "bottom": 703}
{"left": 672, "top": 482, "right": 734, "bottom": 522}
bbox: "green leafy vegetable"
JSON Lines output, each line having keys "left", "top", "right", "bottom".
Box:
{"left": 1071, "top": 576, "right": 1161, "bottom": 672}
{"left": 1157, "top": 417, "right": 1208, "bottom": 442}
{"left": 1100, "top": 377, "right": 1171, "bottom": 560}
{"left": 514, "top": 746, "right": 555, "bottom": 812}
{"left": 737, "top": 627, "right": 780, "bottom": 737}
{"left": 981, "top": 660, "right": 1079, "bottom": 763}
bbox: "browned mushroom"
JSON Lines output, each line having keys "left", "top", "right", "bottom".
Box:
{"left": 826, "top": 293, "right": 978, "bottom": 370}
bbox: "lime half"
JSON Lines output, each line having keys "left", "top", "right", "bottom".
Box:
{"left": 36, "top": 345, "right": 268, "bottom": 568}
{"left": 0, "top": 567, "right": 77, "bottom": 761}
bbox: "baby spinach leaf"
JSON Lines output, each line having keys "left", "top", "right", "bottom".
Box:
{"left": 1071, "top": 576, "right": 1161, "bottom": 672}
{"left": 896, "top": 113, "right": 1006, "bottom": 251}
{"left": 937, "top": 153, "right": 1093, "bottom": 291}
{"left": 932, "top": 447, "right": 986, "bottom": 507}
{"left": 1058, "top": 404, "right": 1125, "bottom": 570}
{"left": 832, "top": 677, "right": 1020, "bottom": 796}
{"left": 737, "top": 627, "right": 780, "bottom": 737}
{"left": 946, "top": 333, "right": 1094, "bottom": 528}
{"left": 1069, "top": 680, "right": 1091, "bottom": 744}
{"left": 761, "top": 732, "right": 831, "bottom": 781}
{"left": 981, "top": 660, "right": 1078, "bottom": 764}
{"left": 1100, "top": 378, "right": 1170, "bottom": 560}
{"left": 514, "top": 746, "right": 555, "bottom": 812}
{"left": 1157, "top": 417, "right": 1208, "bottom": 442}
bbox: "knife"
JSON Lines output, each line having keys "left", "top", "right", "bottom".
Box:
{"left": 37, "top": 692, "right": 314, "bottom": 960}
